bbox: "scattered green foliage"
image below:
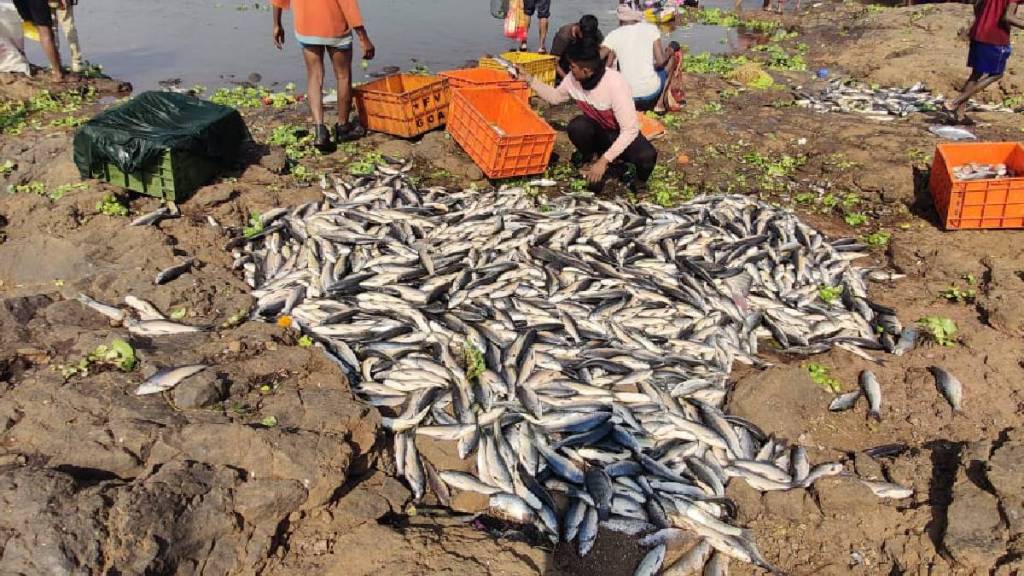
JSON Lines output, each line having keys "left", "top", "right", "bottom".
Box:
{"left": 683, "top": 53, "right": 748, "bottom": 75}
{"left": 268, "top": 124, "right": 318, "bottom": 161}
{"left": 0, "top": 159, "right": 14, "bottom": 176}
{"left": 259, "top": 415, "right": 279, "bottom": 428}
{"left": 806, "top": 362, "right": 842, "bottom": 393}
{"left": 694, "top": 8, "right": 780, "bottom": 33}
{"left": 865, "top": 231, "right": 891, "bottom": 247}
{"left": 170, "top": 307, "right": 188, "bottom": 320}
{"left": 753, "top": 43, "right": 808, "bottom": 71}
{"left": 0, "top": 87, "right": 97, "bottom": 134}
{"left": 96, "top": 194, "right": 129, "bottom": 216}
{"left": 741, "top": 151, "right": 805, "bottom": 190}
{"left": 51, "top": 182, "right": 88, "bottom": 200}
{"left": 794, "top": 191, "right": 816, "bottom": 204}
{"left": 349, "top": 151, "right": 385, "bottom": 175}
{"left": 818, "top": 284, "right": 843, "bottom": 304}
{"left": 648, "top": 164, "right": 693, "bottom": 207}
{"left": 210, "top": 84, "right": 296, "bottom": 109}
{"left": 844, "top": 212, "right": 869, "bottom": 227}
{"left": 907, "top": 148, "right": 932, "bottom": 165}
{"left": 243, "top": 211, "right": 263, "bottom": 238}
{"left": 297, "top": 335, "right": 314, "bottom": 348}
{"left": 939, "top": 276, "right": 978, "bottom": 303}
{"left": 464, "top": 339, "right": 486, "bottom": 382}
{"left": 647, "top": 111, "right": 684, "bottom": 129}
{"left": 59, "top": 339, "right": 136, "bottom": 379}
{"left": 409, "top": 62, "right": 431, "bottom": 75}
{"left": 917, "top": 316, "right": 958, "bottom": 347}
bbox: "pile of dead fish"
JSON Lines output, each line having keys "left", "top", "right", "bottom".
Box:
{"left": 953, "top": 162, "right": 1015, "bottom": 181}
{"left": 794, "top": 79, "right": 1008, "bottom": 120}
{"left": 229, "top": 163, "right": 912, "bottom": 575}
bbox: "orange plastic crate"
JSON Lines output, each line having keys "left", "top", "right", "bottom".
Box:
{"left": 447, "top": 87, "right": 555, "bottom": 179}
{"left": 438, "top": 68, "right": 531, "bottom": 104}
{"left": 930, "top": 142, "right": 1024, "bottom": 230}
{"left": 353, "top": 74, "right": 449, "bottom": 138}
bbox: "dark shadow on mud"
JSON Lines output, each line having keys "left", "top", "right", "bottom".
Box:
{"left": 910, "top": 165, "right": 943, "bottom": 229}
{"left": 546, "top": 528, "right": 645, "bottom": 576}
{"left": 923, "top": 439, "right": 961, "bottom": 553}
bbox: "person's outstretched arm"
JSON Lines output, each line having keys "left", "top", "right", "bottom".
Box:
{"left": 272, "top": 5, "right": 285, "bottom": 49}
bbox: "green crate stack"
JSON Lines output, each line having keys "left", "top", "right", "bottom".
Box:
{"left": 92, "top": 149, "right": 221, "bottom": 203}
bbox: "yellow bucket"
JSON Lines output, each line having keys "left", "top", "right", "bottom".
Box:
{"left": 644, "top": 8, "right": 675, "bottom": 24}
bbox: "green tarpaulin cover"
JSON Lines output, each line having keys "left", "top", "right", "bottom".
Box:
{"left": 73, "top": 91, "right": 249, "bottom": 177}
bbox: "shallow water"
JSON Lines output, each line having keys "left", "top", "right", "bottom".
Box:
{"left": 27, "top": 0, "right": 769, "bottom": 90}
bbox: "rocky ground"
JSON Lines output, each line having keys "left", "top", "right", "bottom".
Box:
{"left": 0, "top": 1, "right": 1023, "bottom": 574}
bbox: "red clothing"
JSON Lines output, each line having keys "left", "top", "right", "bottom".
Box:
{"left": 272, "top": 0, "right": 364, "bottom": 39}
{"left": 971, "top": 0, "right": 1018, "bottom": 46}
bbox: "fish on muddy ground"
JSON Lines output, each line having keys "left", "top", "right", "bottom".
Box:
{"left": 77, "top": 293, "right": 126, "bottom": 323}
{"left": 859, "top": 370, "right": 882, "bottom": 421}
{"left": 155, "top": 259, "right": 194, "bottom": 285}
{"left": 135, "top": 364, "right": 207, "bottom": 395}
{"left": 928, "top": 366, "right": 963, "bottom": 413}
{"left": 125, "top": 318, "right": 206, "bottom": 336}
{"left": 227, "top": 166, "right": 904, "bottom": 575}
{"left": 130, "top": 206, "right": 177, "bottom": 227}
{"left": 124, "top": 295, "right": 166, "bottom": 321}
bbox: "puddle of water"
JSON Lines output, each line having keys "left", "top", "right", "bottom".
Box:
{"left": 26, "top": 0, "right": 771, "bottom": 90}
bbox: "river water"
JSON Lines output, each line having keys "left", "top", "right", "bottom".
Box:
{"left": 26, "top": 0, "right": 768, "bottom": 90}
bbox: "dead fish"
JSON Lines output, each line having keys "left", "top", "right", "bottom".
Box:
{"left": 859, "top": 479, "right": 913, "bottom": 499}
{"left": 124, "top": 295, "right": 165, "bottom": 321}
{"left": 135, "top": 364, "right": 207, "bottom": 395}
{"left": 526, "top": 179, "right": 558, "bottom": 188}
{"left": 130, "top": 206, "right": 175, "bottom": 226}
{"left": 829, "top": 389, "right": 861, "bottom": 412}
{"left": 76, "top": 293, "right": 125, "bottom": 323}
{"left": 859, "top": 370, "right": 882, "bottom": 421}
{"left": 892, "top": 327, "right": 917, "bottom": 356}
{"left": 155, "top": 259, "right": 194, "bottom": 285}
{"left": 634, "top": 544, "right": 667, "bottom": 576}
{"left": 928, "top": 366, "right": 963, "bottom": 413}
{"left": 125, "top": 318, "right": 206, "bottom": 336}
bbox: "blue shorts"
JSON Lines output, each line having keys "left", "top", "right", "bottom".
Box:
{"left": 968, "top": 40, "right": 1011, "bottom": 76}
{"left": 634, "top": 69, "right": 669, "bottom": 106}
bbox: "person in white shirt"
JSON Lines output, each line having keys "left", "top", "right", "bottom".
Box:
{"left": 601, "top": 5, "right": 675, "bottom": 111}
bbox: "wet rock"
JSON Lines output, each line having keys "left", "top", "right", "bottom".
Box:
{"left": 377, "top": 139, "right": 415, "bottom": 159}
{"left": 171, "top": 370, "right": 225, "bottom": 408}
{"left": 728, "top": 364, "right": 832, "bottom": 441}
{"left": 415, "top": 130, "right": 449, "bottom": 158}
{"left": 853, "top": 451, "right": 885, "bottom": 481}
{"left": 761, "top": 488, "right": 818, "bottom": 522}
{"left": 193, "top": 184, "right": 237, "bottom": 209}
{"left": 259, "top": 147, "right": 288, "bottom": 174}
{"left": 943, "top": 467, "right": 1005, "bottom": 569}
{"left": 0, "top": 465, "right": 108, "bottom": 575}
{"left": 726, "top": 476, "right": 764, "bottom": 522}
{"left": 814, "top": 476, "right": 877, "bottom": 517}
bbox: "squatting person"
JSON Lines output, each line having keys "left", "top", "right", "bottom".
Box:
{"left": 272, "top": 0, "right": 375, "bottom": 148}
{"left": 522, "top": 40, "right": 658, "bottom": 193}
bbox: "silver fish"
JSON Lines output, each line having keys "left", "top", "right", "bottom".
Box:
{"left": 77, "top": 293, "right": 125, "bottom": 323}
{"left": 929, "top": 366, "right": 963, "bottom": 413}
{"left": 859, "top": 370, "right": 882, "bottom": 421}
{"left": 135, "top": 364, "right": 207, "bottom": 395}
{"left": 154, "top": 259, "right": 194, "bottom": 285}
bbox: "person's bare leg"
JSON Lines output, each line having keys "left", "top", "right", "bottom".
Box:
{"left": 947, "top": 72, "right": 1001, "bottom": 120}
{"left": 57, "top": 5, "right": 82, "bottom": 72}
{"left": 37, "top": 25, "right": 63, "bottom": 81}
{"left": 302, "top": 45, "right": 326, "bottom": 125}
{"left": 522, "top": 16, "right": 531, "bottom": 50}
{"left": 538, "top": 17, "right": 549, "bottom": 52}
{"left": 328, "top": 46, "right": 353, "bottom": 126}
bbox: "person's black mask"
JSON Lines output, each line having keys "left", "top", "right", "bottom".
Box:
{"left": 579, "top": 64, "right": 605, "bottom": 91}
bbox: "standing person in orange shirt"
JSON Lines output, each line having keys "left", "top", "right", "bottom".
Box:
{"left": 272, "top": 0, "right": 376, "bottom": 149}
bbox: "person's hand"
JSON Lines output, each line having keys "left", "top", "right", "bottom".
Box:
{"left": 361, "top": 37, "right": 376, "bottom": 60}
{"left": 515, "top": 65, "right": 533, "bottom": 83}
{"left": 581, "top": 158, "right": 609, "bottom": 185}
{"left": 273, "top": 24, "right": 285, "bottom": 49}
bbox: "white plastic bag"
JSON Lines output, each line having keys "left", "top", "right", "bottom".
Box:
{"left": 0, "top": 3, "right": 29, "bottom": 75}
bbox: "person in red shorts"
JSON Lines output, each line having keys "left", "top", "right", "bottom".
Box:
{"left": 944, "top": 0, "right": 1024, "bottom": 124}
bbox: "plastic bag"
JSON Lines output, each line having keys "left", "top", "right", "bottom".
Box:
{"left": 490, "top": 0, "right": 509, "bottom": 19}
{"left": 504, "top": 0, "right": 527, "bottom": 42}
{"left": 73, "top": 91, "right": 251, "bottom": 176}
{"left": 0, "top": 4, "right": 29, "bottom": 74}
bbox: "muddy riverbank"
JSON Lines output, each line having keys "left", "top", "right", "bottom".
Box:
{"left": 1, "top": 2, "right": 1024, "bottom": 574}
